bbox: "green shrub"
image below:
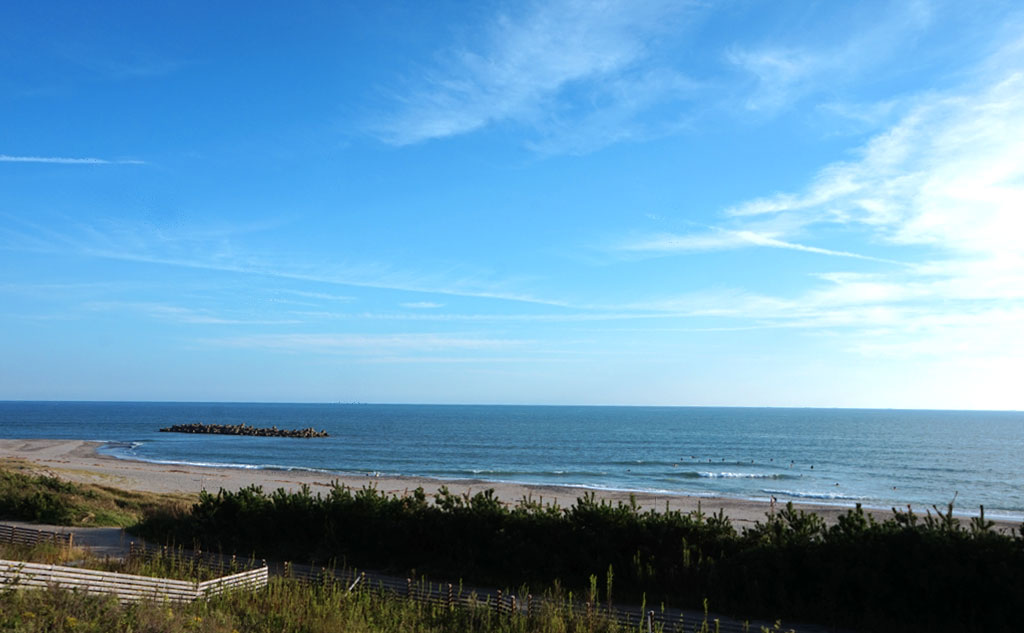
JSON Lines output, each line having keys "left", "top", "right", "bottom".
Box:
{"left": 135, "top": 485, "right": 1024, "bottom": 633}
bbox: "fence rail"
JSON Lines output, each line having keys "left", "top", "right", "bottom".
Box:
{"left": 0, "top": 524, "right": 73, "bottom": 549}
{"left": 197, "top": 567, "right": 269, "bottom": 597}
{"left": 0, "top": 559, "right": 268, "bottom": 603}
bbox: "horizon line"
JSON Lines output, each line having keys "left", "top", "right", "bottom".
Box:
{"left": 0, "top": 399, "right": 1019, "bottom": 413}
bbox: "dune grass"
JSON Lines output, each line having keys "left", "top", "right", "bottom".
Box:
{"left": 0, "top": 461, "right": 193, "bottom": 527}
{"left": 0, "top": 575, "right": 702, "bottom": 633}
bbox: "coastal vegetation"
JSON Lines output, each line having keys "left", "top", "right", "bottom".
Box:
{"left": 5, "top": 465, "right": 1024, "bottom": 632}
{"left": 0, "top": 462, "right": 192, "bottom": 527}
{"left": 0, "top": 577, "right": 693, "bottom": 633}
{"left": 0, "top": 542, "right": 715, "bottom": 633}
{"left": 134, "top": 483, "right": 1024, "bottom": 633}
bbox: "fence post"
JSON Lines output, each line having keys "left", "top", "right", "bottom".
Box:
{"left": 495, "top": 589, "right": 503, "bottom": 614}
{"left": 647, "top": 609, "right": 654, "bottom": 633}
{"left": 447, "top": 583, "right": 454, "bottom": 609}
{"left": 407, "top": 577, "right": 413, "bottom": 599}
{"left": 527, "top": 594, "right": 533, "bottom": 619}
{"left": 510, "top": 595, "right": 516, "bottom": 616}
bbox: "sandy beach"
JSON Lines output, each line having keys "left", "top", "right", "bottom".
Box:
{"left": 1, "top": 438, "right": 1016, "bottom": 531}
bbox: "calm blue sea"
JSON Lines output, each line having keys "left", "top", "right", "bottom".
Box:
{"left": 2, "top": 402, "right": 1023, "bottom": 520}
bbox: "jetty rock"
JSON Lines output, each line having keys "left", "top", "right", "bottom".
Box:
{"left": 158, "top": 423, "right": 329, "bottom": 438}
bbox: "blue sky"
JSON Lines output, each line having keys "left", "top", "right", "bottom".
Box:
{"left": 2, "top": 1, "right": 1023, "bottom": 409}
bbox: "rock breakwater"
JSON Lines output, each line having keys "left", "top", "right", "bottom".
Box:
{"left": 159, "top": 423, "right": 329, "bottom": 438}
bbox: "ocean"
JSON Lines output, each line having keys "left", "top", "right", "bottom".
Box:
{"left": 2, "top": 401, "right": 1022, "bottom": 520}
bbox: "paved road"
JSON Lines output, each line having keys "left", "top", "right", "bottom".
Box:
{"left": 1, "top": 519, "right": 131, "bottom": 558}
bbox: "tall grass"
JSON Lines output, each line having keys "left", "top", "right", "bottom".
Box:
{"left": 0, "top": 540, "right": 78, "bottom": 565}
{"left": 0, "top": 576, "right": 704, "bottom": 633}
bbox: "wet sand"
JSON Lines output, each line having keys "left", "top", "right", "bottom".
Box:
{"left": 1, "top": 439, "right": 1016, "bottom": 531}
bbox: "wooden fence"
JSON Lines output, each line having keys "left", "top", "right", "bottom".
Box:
{"left": 0, "top": 524, "right": 73, "bottom": 549}
{"left": 127, "top": 540, "right": 265, "bottom": 576}
{"left": 0, "top": 525, "right": 783, "bottom": 631}
{"left": 0, "top": 559, "right": 268, "bottom": 603}
{"left": 279, "top": 564, "right": 762, "bottom": 633}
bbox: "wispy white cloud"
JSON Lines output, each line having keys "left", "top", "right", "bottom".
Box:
{"left": 84, "top": 301, "right": 301, "bottom": 326}
{"left": 277, "top": 289, "right": 356, "bottom": 303}
{"left": 358, "top": 355, "right": 565, "bottom": 365}
{"left": 618, "top": 228, "right": 901, "bottom": 263}
{"left": 816, "top": 99, "right": 903, "bottom": 133}
{"left": 0, "top": 154, "right": 145, "bottom": 165}
{"left": 0, "top": 214, "right": 568, "bottom": 308}
{"left": 726, "top": 46, "right": 824, "bottom": 112}
{"left": 288, "top": 308, "right": 774, "bottom": 324}
{"left": 81, "top": 248, "right": 566, "bottom": 307}
{"left": 726, "top": 67, "right": 1024, "bottom": 258}
{"left": 629, "top": 45, "right": 1024, "bottom": 358}
{"left": 373, "top": 0, "right": 694, "bottom": 150}
{"left": 0, "top": 281, "right": 134, "bottom": 294}
{"left": 523, "top": 68, "right": 697, "bottom": 155}
{"left": 207, "top": 333, "right": 530, "bottom": 354}
{"left": 726, "top": 1, "right": 933, "bottom": 112}
{"left": 400, "top": 301, "right": 444, "bottom": 309}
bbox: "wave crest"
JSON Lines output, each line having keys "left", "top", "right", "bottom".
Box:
{"left": 761, "top": 488, "right": 868, "bottom": 501}
{"left": 685, "top": 471, "right": 788, "bottom": 479}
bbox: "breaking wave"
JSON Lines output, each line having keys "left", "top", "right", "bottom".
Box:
{"left": 762, "top": 488, "right": 868, "bottom": 501}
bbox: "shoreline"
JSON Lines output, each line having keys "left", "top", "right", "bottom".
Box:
{"left": 2, "top": 439, "right": 1019, "bottom": 531}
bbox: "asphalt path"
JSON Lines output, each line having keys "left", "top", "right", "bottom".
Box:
{"left": 1, "top": 519, "right": 131, "bottom": 558}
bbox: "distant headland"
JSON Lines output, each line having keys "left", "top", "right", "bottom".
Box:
{"left": 158, "top": 423, "right": 329, "bottom": 438}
